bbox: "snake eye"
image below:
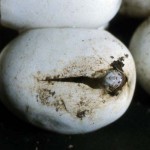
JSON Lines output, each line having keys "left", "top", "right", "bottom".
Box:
{"left": 102, "top": 69, "right": 127, "bottom": 95}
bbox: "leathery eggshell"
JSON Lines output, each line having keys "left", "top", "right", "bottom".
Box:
{"left": 130, "top": 18, "right": 150, "bottom": 94}
{"left": 1, "top": 0, "right": 122, "bottom": 30}
{"left": 0, "top": 28, "right": 136, "bottom": 134}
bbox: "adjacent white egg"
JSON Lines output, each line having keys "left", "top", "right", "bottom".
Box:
{"left": 120, "top": 0, "right": 150, "bottom": 18}
{"left": 1, "top": 0, "right": 122, "bottom": 30}
{"left": 130, "top": 18, "right": 150, "bottom": 94}
{"left": 0, "top": 28, "right": 136, "bottom": 134}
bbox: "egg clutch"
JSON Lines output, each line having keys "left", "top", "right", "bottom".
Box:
{"left": 0, "top": 0, "right": 136, "bottom": 134}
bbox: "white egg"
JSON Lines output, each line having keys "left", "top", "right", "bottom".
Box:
{"left": 1, "top": 0, "right": 121, "bottom": 30}
{"left": 120, "top": 0, "right": 150, "bottom": 18}
{"left": 130, "top": 18, "right": 150, "bottom": 94}
{"left": 0, "top": 28, "right": 136, "bottom": 134}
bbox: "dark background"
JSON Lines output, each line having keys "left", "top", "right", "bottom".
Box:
{"left": 1, "top": 14, "right": 150, "bottom": 150}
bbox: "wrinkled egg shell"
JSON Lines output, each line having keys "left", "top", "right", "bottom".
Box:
{"left": 120, "top": 0, "right": 150, "bottom": 18}
{"left": 130, "top": 18, "right": 150, "bottom": 94}
{"left": 1, "top": 0, "right": 122, "bottom": 30}
{"left": 0, "top": 28, "right": 136, "bottom": 134}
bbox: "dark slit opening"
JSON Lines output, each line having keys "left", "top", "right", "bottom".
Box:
{"left": 41, "top": 76, "right": 103, "bottom": 89}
